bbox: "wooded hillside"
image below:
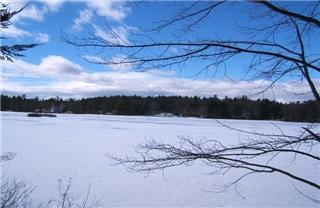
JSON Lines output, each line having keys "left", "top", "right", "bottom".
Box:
{"left": 1, "top": 95, "right": 319, "bottom": 122}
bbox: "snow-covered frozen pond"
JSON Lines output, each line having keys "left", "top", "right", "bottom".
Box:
{"left": 1, "top": 112, "right": 319, "bottom": 207}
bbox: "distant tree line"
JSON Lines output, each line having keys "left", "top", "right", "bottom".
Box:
{"left": 1, "top": 94, "right": 319, "bottom": 122}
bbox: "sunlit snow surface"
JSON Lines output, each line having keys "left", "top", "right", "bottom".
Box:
{"left": 1, "top": 112, "right": 319, "bottom": 207}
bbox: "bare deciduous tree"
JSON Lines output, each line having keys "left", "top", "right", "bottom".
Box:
{"left": 0, "top": 178, "right": 100, "bottom": 208}
{"left": 109, "top": 123, "right": 320, "bottom": 189}
{"left": 0, "top": 179, "right": 34, "bottom": 208}
{"left": 63, "top": 1, "right": 320, "bottom": 102}
{"left": 64, "top": 0, "right": 320, "bottom": 200}
{"left": 50, "top": 178, "right": 100, "bottom": 208}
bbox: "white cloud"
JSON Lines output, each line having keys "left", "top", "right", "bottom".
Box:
{"left": 39, "top": 55, "right": 83, "bottom": 75}
{"left": 82, "top": 54, "right": 134, "bottom": 72}
{"left": 37, "top": 0, "right": 129, "bottom": 21}
{"left": 37, "top": 0, "right": 65, "bottom": 12}
{"left": 72, "top": 9, "right": 93, "bottom": 31}
{"left": 11, "top": 4, "right": 46, "bottom": 23}
{"left": 1, "top": 56, "right": 318, "bottom": 102}
{"left": 0, "top": 25, "right": 31, "bottom": 38}
{"left": 0, "top": 55, "right": 83, "bottom": 78}
{"left": 82, "top": 55, "right": 105, "bottom": 63}
{"left": 71, "top": 0, "right": 130, "bottom": 32}
{"left": 109, "top": 55, "right": 133, "bottom": 72}
{"left": 93, "top": 24, "right": 111, "bottom": 41}
{"left": 86, "top": 0, "right": 129, "bottom": 22}
{"left": 35, "top": 33, "right": 50, "bottom": 43}
{"left": 0, "top": 2, "right": 45, "bottom": 39}
{"left": 93, "top": 24, "right": 137, "bottom": 45}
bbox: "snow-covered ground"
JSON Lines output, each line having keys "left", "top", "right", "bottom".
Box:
{"left": 1, "top": 112, "right": 319, "bottom": 207}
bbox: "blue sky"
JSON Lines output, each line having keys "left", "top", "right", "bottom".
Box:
{"left": 1, "top": 1, "right": 319, "bottom": 102}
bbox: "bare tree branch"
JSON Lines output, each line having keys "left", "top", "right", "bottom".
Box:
{"left": 256, "top": 1, "right": 320, "bottom": 27}
{"left": 64, "top": 1, "right": 320, "bottom": 200}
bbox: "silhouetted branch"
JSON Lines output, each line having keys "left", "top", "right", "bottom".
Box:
{"left": 111, "top": 125, "right": 320, "bottom": 191}
{"left": 63, "top": 1, "right": 320, "bottom": 102}
{"left": 152, "top": 1, "right": 225, "bottom": 32}
{"left": 256, "top": 1, "right": 320, "bottom": 27}
{"left": 64, "top": 1, "right": 320, "bottom": 200}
